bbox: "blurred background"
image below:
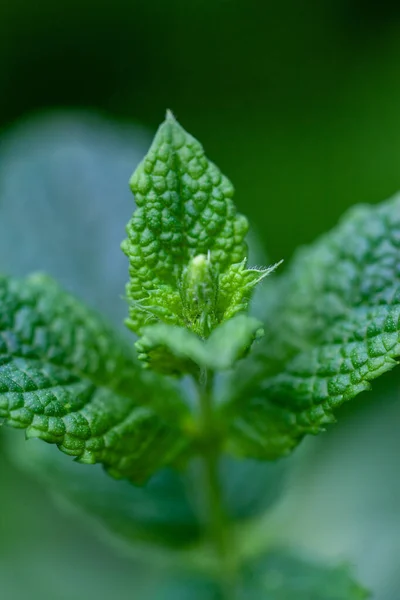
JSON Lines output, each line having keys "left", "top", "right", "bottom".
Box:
{"left": 1, "top": 0, "right": 400, "bottom": 598}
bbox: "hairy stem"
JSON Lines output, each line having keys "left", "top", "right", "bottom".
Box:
{"left": 197, "top": 368, "right": 236, "bottom": 599}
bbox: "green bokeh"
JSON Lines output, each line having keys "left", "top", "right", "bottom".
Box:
{"left": 2, "top": 0, "right": 400, "bottom": 263}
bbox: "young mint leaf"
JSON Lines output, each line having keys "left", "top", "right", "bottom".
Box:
{"left": 0, "top": 273, "right": 188, "bottom": 483}
{"left": 218, "top": 259, "right": 282, "bottom": 322}
{"left": 136, "top": 314, "right": 263, "bottom": 376}
{"left": 136, "top": 325, "right": 203, "bottom": 376}
{"left": 227, "top": 194, "right": 400, "bottom": 460}
{"left": 122, "top": 113, "right": 278, "bottom": 339}
{"left": 206, "top": 315, "right": 264, "bottom": 369}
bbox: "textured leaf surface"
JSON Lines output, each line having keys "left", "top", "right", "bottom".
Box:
{"left": 136, "top": 315, "right": 263, "bottom": 375}
{"left": 121, "top": 113, "right": 276, "bottom": 338}
{"left": 227, "top": 194, "right": 400, "bottom": 459}
{"left": 217, "top": 259, "right": 281, "bottom": 321}
{"left": 0, "top": 274, "right": 187, "bottom": 482}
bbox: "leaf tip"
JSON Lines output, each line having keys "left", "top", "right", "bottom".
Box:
{"left": 165, "top": 108, "right": 177, "bottom": 122}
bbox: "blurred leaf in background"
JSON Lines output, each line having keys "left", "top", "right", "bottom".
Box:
{"left": 3, "top": 0, "right": 400, "bottom": 261}
{"left": 0, "top": 112, "right": 148, "bottom": 327}
{"left": 150, "top": 554, "right": 368, "bottom": 600}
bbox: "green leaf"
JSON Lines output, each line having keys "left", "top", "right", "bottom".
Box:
{"left": 227, "top": 194, "right": 400, "bottom": 459}
{"left": 217, "top": 259, "right": 282, "bottom": 321}
{"left": 136, "top": 325, "right": 203, "bottom": 376}
{"left": 121, "top": 113, "right": 277, "bottom": 337}
{"left": 5, "top": 429, "right": 287, "bottom": 552}
{"left": 237, "top": 552, "right": 369, "bottom": 599}
{"left": 136, "top": 315, "right": 263, "bottom": 375}
{"left": 7, "top": 434, "right": 201, "bottom": 549}
{"left": 206, "top": 315, "right": 264, "bottom": 370}
{"left": 0, "top": 273, "right": 188, "bottom": 483}
{"left": 151, "top": 552, "right": 368, "bottom": 599}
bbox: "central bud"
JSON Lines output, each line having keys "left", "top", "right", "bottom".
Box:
{"left": 181, "top": 254, "right": 219, "bottom": 338}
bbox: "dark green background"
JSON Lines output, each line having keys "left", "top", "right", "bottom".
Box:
{"left": 2, "top": 0, "right": 400, "bottom": 260}
{"left": 1, "top": 1, "right": 400, "bottom": 598}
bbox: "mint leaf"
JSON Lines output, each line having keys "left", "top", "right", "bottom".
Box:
{"left": 7, "top": 434, "right": 201, "bottom": 549}
{"left": 0, "top": 274, "right": 187, "bottom": 482}
{"left": 217, "top": 259, "right": 282, "bottom": 322}
{"left": 151, "top": 553, "right": 368, "bottom": 599}
{"left": 206, "top": 315, "right": 264, "bottom": 369}
{"left": 136, "top": 315, "right": 263, "bottom": 375}
{"left": 227, "top": 194, "right": 400, "bottom": 459}
{"left": 136, "top": 325, "right": 203, "bottom": 376}
{"left": 6, "top": 431, "right": 285, "bottom": 553}
{"left": 237, "top": 552, "right": 369, "bottom": 599}
{"left": 122, "top": 113, "right": 277, "bottom": 337}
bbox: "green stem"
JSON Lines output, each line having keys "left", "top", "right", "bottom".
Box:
{"left": 197, "top": 367, "right": 236, "bottom": 599}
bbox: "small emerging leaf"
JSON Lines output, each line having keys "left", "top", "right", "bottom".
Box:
{"left": 227, "top": 194, "right": 400, "bottom": 460}
{"left": 0, "top": 274, "right": 188, "bottom": 483}
{"left": 136, "top": 315, "right": 263, "bottom": 376}
{"left": 218, "top": 259, "right": 282, "bottom": 322}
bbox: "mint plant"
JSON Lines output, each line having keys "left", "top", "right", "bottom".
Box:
{"left": 1, "top": 110, "right": 399, "bottom": 598}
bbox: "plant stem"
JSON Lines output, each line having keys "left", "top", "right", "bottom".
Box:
{"left": 197, "top": 367, "right": 236, "bottom": 599}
